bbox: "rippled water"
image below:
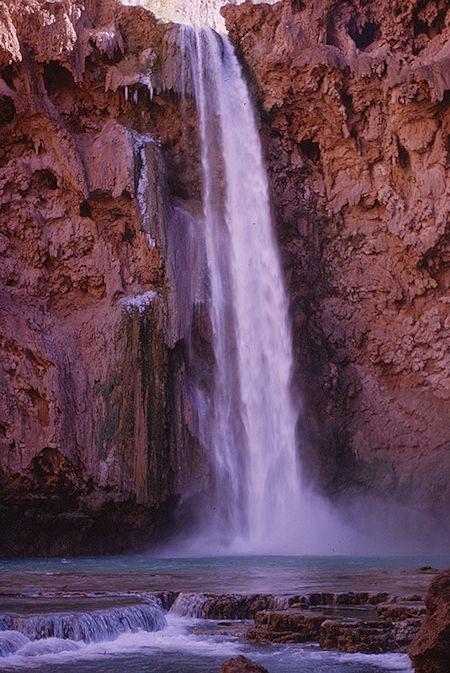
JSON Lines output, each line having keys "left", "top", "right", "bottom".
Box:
{"left": 1, "top": 554, "right": 445, "bottom": 596}
{"left": 1, "top": 555, "right": 446, "bottom": 672}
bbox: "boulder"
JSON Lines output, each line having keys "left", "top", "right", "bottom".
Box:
{"left": 221, "top": 656, "right": 269, "bottom": 673}
{"left": 409, "top": 569, "right": 450, "bottom": 673}
{"left": 319, "top": 618, "right": 393, "bottom": 653}
{"left": 246, "top": 609, "right": 327, "bottom": 643}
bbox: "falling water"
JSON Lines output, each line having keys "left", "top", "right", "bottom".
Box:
{"left": 0, "top": 603, "right": 166, "bottom": 644}
{"left": 177, "top": 26, "right": 336, "bottom": 554}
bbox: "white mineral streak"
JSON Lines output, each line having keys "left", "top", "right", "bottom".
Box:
{"left": 132, "top": 132, "right": 157, "bottom": 245}
{"left": 122, "top": 290, "right": 160, "bottom": 312}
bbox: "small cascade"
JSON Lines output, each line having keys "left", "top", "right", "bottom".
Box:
{"left": 170, "top": 592, "right": 294, "bottom": 620}
{"left": 0, "top": 603, "right": 166, "bottom": 648}
{"left": 0, "top": 631, "right": 29, "bottom": 657}
{"left": 169, "top": 593, "right": 209, "bottom": 618}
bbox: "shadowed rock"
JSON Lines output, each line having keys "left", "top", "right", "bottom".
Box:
{"left": 409, "top": 569, "right": 450, "bottom": 673}
{"left": 221, "top": 656, "right": 269, "bottom": 673}
{"left": 246, "top": 609, "right": 326, "bottom": 643}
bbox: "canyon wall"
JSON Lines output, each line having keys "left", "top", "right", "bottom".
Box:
{"left": 0, "top": 0, "right": 449, "bottom": 555}
{"left": 223, "top": 0, "right": 450, "bottom": 520}
{"left": 0, "top": 0, "right": 210, "bottom": 555}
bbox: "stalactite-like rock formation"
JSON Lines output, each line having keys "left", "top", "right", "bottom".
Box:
{"left": 223, "top": 0, "right": 450, "bottom": 520}
{"left": 1, "top": 0, "right": 449, "bottom": 555}
{"left": 0, "top": 0, "right": 206, "bottom": 556}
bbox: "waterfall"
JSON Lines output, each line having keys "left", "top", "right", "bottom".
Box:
{"left": 0, "top": 603, "right": 166, "bottom": 646}
{"left": 170, "top": 593, "right": 210, "bottom": 618}
{"left": 0, "top": 631, "right": 29, "bottom": 657}
{"left": 176, "top": 26, "right": 323, "bottom": 553}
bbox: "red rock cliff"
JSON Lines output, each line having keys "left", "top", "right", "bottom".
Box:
{"left": 223, "top": 0, "right": 449, "bottom": 521}
{"left": 1, "top": 0, "right": 449, "bottom": 555}
{"left": 0, "top": 0, "right": 207, "bottom": 555}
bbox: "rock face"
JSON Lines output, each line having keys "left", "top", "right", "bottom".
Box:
{"left": 409, "top": 569, "right": 450, "bottom": 673}
{"left": 170, "top": 590, "right": 425, "bottom": 653}
{"left": 246, "top": 605, "right": 424, "bottom": 653}
{"left": 319, "top": 617, "right": 393, "bottom": 653}
{"left": 1, "top": 0, "right": 449, "bottom": 555}
{"left": 222, "top": 0, "right": 450, "bottom": 521}
{"left": 0, "top": 0, "right": 206, "bottom": 555}
{"left": 220, "top": 656, "right": 269, "bottom": 673}
{"left": 246, "top": 609, "right": 325, "bottom": 643}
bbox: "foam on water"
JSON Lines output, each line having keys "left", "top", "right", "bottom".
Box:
{"left": 0, "top": 615, "right": 240, "bottom": 668}
{"left": 0, "top": 632, "right": 29, "bottom": 658}
{"left": 18, "top": 637, "right": 81, "bottom": 657}
{"left": 0, "top": 613, "right": 413, "bottom": 672}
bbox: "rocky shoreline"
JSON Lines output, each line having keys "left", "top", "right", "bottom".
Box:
{"left": 0, "top": 582, "right": 437, "bottom": 655}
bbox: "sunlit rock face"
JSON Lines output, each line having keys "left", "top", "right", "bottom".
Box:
{"left": 223, "top": 0, "right": 450, "bottom": 517}
{"left": 120, "top": 0, "right": 279, "bottom": 33}
{"left": 121, "top": 0, "right": 227, "bottom": 31}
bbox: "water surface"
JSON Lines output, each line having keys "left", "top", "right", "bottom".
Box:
{"left": 2, "top": 555, "right": 443, "bottom": 673}
{"left": 1, "top": 554, "right": 445, "bottom": 596}
{"left": 0, "top": 614, "right": 412, "bottom": 673}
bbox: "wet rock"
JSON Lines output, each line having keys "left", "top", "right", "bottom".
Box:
{"left": 246, "top": 604, "right": 421, "bottom": 652}
{"left": 221, "top": 656, "right": 269, "bottom": 673}
{"left": 377, "top": 601, "right": 427, "bottom": 620}
{"left": 393, "top": 618, "right": 424, "bottom": 651}
{"left": 205, "top": 595, "right": 290, "bottom": 620}
{"left": 246, "top": 609, "right": 326, "bottom": 643}
{"left": 319, "top": 618, "right": 393, "bottom": 653}
{"left": 172, "top": 593, "right": 291, "bottom": 620}
{"left": 292, "top": 592, "right": 390, "bottom": 607}
{"left": 409, "top": 568, "right": 450, "bottom": 673}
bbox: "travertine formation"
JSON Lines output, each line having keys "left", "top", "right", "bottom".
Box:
{"left": 0, "top": 0, "right": 204, "bottom": 555}
{"left": 409, "top": 568, "right": 450, "bottom": 673}
{"left": 220, "top": 656, "right": 269, "bottom": 673}
{"left": 223, "top": 0, "right": 450, "bottom": 513}
{"left": 0, "top": 0, "right": 449, "bottom": 554}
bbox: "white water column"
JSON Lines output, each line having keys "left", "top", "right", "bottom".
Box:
{"left": 180, "top": 26, "right": 327, "bottom": 553}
